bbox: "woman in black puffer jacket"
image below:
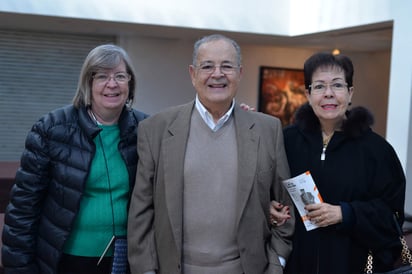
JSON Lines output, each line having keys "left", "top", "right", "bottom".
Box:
{"left": 1, "top": 44, "right": 148, "bottom": 274}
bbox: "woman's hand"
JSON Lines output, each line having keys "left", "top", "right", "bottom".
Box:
{"left": 305, "top": 202, "right": 342, "bottom": 227}
{"left": 240, "top": 103, "right": 256, "bottom": 111}
{"left": 269, "top": 200, "right": 291, "bottom": 227}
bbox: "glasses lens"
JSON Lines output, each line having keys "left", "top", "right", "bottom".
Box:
{"left": 197, "top": 63, "right": 238, "bottom": 75}
{"left": 114, "top": 73, "right": 130, "bottom": 83}
{"left": 331, "top": 82, "right": 347, "bottom": 92}
{"left": 310, "top": 82, "right": 347, "bottom": 94}
{"left": 93, "top": 72, "right": 130, "bottom": 84}
{"left": 199, "top": 64, "right": 214, "bottom": 74}
{"left": 94, "top": 73, "right": 109, "bottom": 83}
{"left": 220, "top": 65, "right": 237, "bottom": 74}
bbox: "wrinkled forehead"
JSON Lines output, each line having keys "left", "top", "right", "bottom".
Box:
{"left": 197, "top": 40, "right": 237, "bottom": 61}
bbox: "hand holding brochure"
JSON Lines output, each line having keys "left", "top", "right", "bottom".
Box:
{"left": 282, "top": 171, "right": 323, "bottom": 231}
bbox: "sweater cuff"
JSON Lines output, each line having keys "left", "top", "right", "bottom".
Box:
{"left": 338, "top": 202, "right": 355, "bottom": 230}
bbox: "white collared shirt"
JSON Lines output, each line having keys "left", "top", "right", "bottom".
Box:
{"left": 195, "top": 95, "right": 235, "bottom": 132}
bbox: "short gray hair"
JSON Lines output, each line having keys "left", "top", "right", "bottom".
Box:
{"left": 192, "top": 34, "right": 242, "bottom": 66}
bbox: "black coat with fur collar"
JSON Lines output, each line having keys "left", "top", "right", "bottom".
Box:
{"left": 283, "top": 103, "right": 406, "bottom": 274}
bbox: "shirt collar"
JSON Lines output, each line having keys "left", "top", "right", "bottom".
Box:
{"left": 195, "top": 95, "right": 235, "bottom": 132}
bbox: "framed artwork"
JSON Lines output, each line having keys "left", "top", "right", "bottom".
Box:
{"left": 258, "top": 66, "right": 307, "bottom": 127}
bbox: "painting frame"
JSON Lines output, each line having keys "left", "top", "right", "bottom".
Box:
{"left": 258, "top": 66, "right": 307, "bottom": 127}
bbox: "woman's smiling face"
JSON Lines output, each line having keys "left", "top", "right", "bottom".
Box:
{"left": 306, "top": 65, "right": 353, "bottom": 126}
{"left": 91, "top": 61, "right": 130, "bottom": 113}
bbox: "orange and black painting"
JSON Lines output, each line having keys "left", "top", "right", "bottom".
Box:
{"left": 258, "top": 66, "right": 307, "bottom": 127}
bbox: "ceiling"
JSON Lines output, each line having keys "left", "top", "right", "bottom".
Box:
{"left": 0, "top": 12, "right": 393, "bottom": 53}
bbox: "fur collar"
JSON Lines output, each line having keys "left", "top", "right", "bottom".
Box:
{"left": 294, "top": 103, "right": 374, "bottom": 138}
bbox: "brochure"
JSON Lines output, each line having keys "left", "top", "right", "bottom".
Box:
{"left": 282, "top": 171, "right": 323, "bottom": 231}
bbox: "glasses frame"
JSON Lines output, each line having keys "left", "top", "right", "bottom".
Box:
{"left": 92, "top": 72, "right": 131, "bottom": 85}
{"left": 309, "top": 81, "right": 349, "bottom": 95}
{"left": 195, "top": 63, "right": 240, "bottom": 75}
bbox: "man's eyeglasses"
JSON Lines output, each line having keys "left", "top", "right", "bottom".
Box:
{"left": 195, "top": 63, "right": 240, "bottom": 75}
{"left": 309, "top": 82, "right": 349, "bottom": 95}
{"left": 93, "top": 72, "right": 131, "bottom": 85}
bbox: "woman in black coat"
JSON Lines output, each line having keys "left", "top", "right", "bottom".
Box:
{"left": 272, "top": 52, "right": 406, "bottom": 274}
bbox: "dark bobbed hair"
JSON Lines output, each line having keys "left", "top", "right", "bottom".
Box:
{"left": 72, "top": 44, "right": 137, "bottom": 108}
{"left": 192, "top": 34, "right": 242, "bottom": 66}
{"left": 304, "top": 52, "right": 354, "bottom": 92}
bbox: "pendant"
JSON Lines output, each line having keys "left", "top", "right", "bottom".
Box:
{"left": 321, "top": 146, "right": 326, "bottom": 161}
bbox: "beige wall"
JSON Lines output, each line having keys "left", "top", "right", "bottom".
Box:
{"left": 124, "top": 36, "right": 390, "bottom": 137}
{"left": 348, "top": 51, "right": 391, "bottom": 137}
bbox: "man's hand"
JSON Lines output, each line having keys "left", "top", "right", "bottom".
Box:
{"left": 269, "top": 200, "right": 291, "bottom": 226}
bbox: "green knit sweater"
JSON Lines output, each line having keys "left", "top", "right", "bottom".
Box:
{"left": 63, "top": 124, "right": 128, "bottom": 257}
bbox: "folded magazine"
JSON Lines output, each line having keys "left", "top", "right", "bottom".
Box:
{"left": 282, "top": 171, "right": 323, "bottom": 231}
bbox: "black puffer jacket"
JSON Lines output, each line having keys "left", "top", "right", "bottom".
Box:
{"left": 1, "top": 105, "right": 148, "bottom": 274}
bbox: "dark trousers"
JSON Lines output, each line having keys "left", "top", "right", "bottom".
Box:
{"left": 58, "top": 253, "right": 112, "bottom": 274}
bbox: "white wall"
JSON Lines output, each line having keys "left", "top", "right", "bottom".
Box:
{"left": 0, "top": 0, "right": 392, "bottom": 36}
{"left": 289, "top": 0, "right": 391, "bottom": 35}
{"left": 387, "top": 1, "right": 412, "bottom": 214}
{"left": 0, "top": 0, "right": 291, "bottom": 35}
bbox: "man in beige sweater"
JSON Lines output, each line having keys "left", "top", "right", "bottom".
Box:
{"left": 127, "top": 34, "right": 295, "bottom": 274}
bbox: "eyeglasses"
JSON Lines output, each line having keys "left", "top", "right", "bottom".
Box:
{"left": 93, "top": 72, "right": 131, "bottom": 85}
{"left": 309, "top": 81, "right": 348, "bottom": 95}
{"left": 195, "top": 63, "right": 240, "bottom": 75}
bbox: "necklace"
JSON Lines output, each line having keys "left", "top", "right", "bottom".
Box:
{"left": 89, "top": 109, "right": 102, "bottom": 125}
{"left": 321, "top": 131, "right": 334, "bottom": 161}
{"left": 89, "top": 108, "right": 119, "bottom": 125}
